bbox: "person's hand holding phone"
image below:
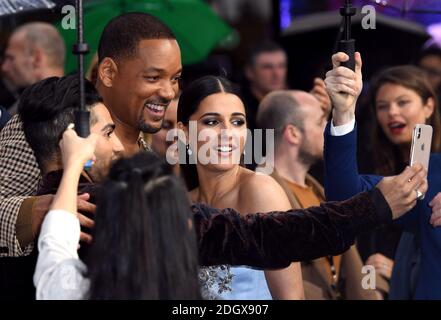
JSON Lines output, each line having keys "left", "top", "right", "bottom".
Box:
{"left": 377, "top": 164, "right": 428, "bottom": 220}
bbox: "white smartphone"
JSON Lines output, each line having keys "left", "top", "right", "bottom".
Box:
{"left": 410, "top": 124, "right": 432, "bottom": 199}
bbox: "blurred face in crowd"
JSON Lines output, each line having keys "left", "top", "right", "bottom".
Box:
{"left": 246, "top": 50, "right": 287, "bottom": 98}
{"left": 419, "top": 55, "right": 441, "bottom": 92}
{"left": 100, "top": 39, "right": 182, "bottom": 134}
{"left": 151, "top": 97, "right": 178, "bottom": 157}
{"left": 296, "top": 93, "right": 326, "bottom": 165}
{"left": 89, "top": 103, "right": 124, "bottom": 181}
{"left": 1, "top": 31, "right": 36, "bottom": 90}
{"left": 183, "top": 92, "right": 247, "bottom": 172}
{"left": 375, "top": 83, "right": 434, "bottom": 146}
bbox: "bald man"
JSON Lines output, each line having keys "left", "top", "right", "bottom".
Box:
{"left": 256, "top": 91, "right": 381, "bottom": 300}
{"left": 257, "top": 91, "right": 327, "bottom": 178}
{"left": 1, "top": 22, "right": 65, "bottom": 114}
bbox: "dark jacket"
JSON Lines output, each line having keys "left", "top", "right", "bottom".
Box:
{"left": 0, "top": 106, "right": 11, "bottom": 131}
{"left": 0, "top": 170, "right": 96, "bottom": 300}
{"left": 324, "top": 121, "right": 441, "bottom": 299}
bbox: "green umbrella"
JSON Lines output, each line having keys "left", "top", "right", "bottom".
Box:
{"left": 56, "top": 0, "right": 236, "bottom": 73}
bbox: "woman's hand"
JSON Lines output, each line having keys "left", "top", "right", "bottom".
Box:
{"left": 59, "top": 124, "right": 98, "bottom": 171}
{"left": 366, "top": 253, "right": 394, "bottom": 280}
{"left": 377, "top": 164, "right": 427, "bottom": 220}
{"left": 429, "top": 192, "right": 441, "bottom": 227}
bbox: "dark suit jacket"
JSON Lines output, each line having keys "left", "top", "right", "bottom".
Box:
{"left": 323, "top": 121, "right": 441, "bottom": 299}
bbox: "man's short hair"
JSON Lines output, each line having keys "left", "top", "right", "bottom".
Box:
{"left": 257, "top": 91, "right": 305, "bottom": 146}
{"left": 19, "top": 75, "right": 102, "bottom": 172}
{"left": 15, "top": 22, "right": 65, "bottom": 69}
{"left": 246, "top": 40, "right": 286, "bottom": 67}
{"left": 98, "top": 12, "right": 176, "bottom": 64}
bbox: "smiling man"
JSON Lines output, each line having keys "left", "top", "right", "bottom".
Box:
{"left": 0, "top": 13, "right": 426, "bottom": 302}
{"left": 0, "top": 13, "right": 183, "bottom": 263}
{"left": 95, "top": 13, "right": 182, "bottom": 155}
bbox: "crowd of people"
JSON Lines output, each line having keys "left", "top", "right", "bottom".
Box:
{"left": 0, "top": 11, "right": 440, "bottom": 300}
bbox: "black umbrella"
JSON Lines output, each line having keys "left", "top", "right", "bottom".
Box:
{"left": 0, "top": 0, "right": 55, "bottom": 17}
{"left": 369, "top": 0, "right": 441, "bottom": 16}
{"left": 280, "top": 10, "right": 430, "bottom": 91}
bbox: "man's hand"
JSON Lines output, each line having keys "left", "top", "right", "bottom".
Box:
{"left": 31, "top": 193, "right": 96, "bottom": 243}
{"left": 377, "top": 163, "right": 428, "bottom": 220}
{"left": 310, "top": 77, "right": 331, "bottom": 116}
{"left": 31, "top": 194, "right": 54, "bottom": 238}
{"left": 366, "top": 253, "right": 394, "bottom": 280}
{"left": 429, "top": 193, "right": 441, "bottom": 227}
{"left": 325, "top": 52, "right": 363, "bottom": 126}
{"left": 77, "top": 193, "right": 96, "bottom": 244}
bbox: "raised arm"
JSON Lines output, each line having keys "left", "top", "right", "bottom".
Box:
{"left": 195, "top": 165, "right": 427, "bottom": 269}
{"left": 323, "top": 52, "right": 383, "bottom": 200}
{"left": 34, "top": 126, "right": 97, "bottom": 299}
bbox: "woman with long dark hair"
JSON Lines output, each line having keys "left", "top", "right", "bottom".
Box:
{"left": 359, "top": 66, "right": 441, "bottom": 298}
{"left": 34, "top": 128, "right": 201, "bottom": 299}
{"left": 177, "top": 75, "right": 304, "bottom": 299}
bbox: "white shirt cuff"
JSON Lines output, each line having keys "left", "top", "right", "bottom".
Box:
{"left": 330, "top": 118, "right": 356, "bottom": 136}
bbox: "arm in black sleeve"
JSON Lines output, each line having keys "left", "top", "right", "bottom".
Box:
{"left": 193, "top": 188, "right": 391, "bottom": 269}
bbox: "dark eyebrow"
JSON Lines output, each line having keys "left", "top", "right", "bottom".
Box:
{"left": 142, "top": 68, "right": 183, "bottom": 75}
{"left": 376, "top": 95, "right": 411, "bottom": 103}
{"left": 396, "top": 95, "right": 411, "bottom": 100}
{"left": 142, "top": 67, "right": 165, "bottom": 74}
{"left": 198, "top": 112, "right": 246, "bottom": 120}
{"left": 101, "top": 123, "right": 115, "bottom": 133}
{"left": 199, "top": 112, "right": 220, "bottom": 120}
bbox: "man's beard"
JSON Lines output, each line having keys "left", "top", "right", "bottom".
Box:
{"left": 137, "top": 98, "right": 171, "bottom": 134}
{"left": 298, "top": 140, "right": 321, "bottom": 167}
{"left": 138, "top": 118, "right": 162, "bottom": 134}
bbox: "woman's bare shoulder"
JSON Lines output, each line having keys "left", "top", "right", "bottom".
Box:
{"left": 238, "top": 169, "right": 291, "bottom": 212}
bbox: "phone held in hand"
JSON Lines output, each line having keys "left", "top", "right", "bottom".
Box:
{"left": 410, "top": 124, "right": 432, "bottom": 200}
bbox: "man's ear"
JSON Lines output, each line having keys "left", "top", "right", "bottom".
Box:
{"left": 31, "top": 47, "right": 43, "bottom": 69}
{"left": 283, "top": 124, "right": 302, "bottom": 146}
{"left": 98, "top": 57, "right": 118, "bottom": 88}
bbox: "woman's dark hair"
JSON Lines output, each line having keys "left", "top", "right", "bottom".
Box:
{"left": 177, "top": 75, "right": 240, "bottom": 190}
{"left": 86, "top": 152, "right": 201, "bottom": 299}
{"left": 368, "top": 65, "right": 441, "bottom": 175}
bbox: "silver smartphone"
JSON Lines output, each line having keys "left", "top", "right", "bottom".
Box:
{"left": 410, "top": 124, "right": 432, "bottom": 199}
